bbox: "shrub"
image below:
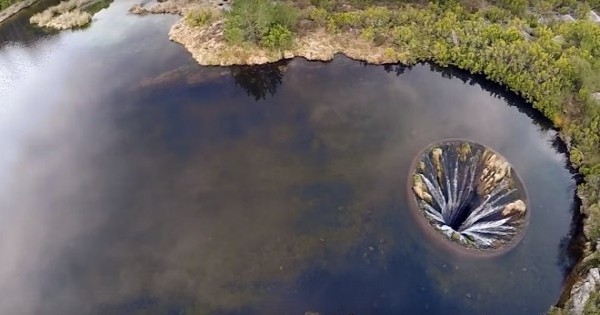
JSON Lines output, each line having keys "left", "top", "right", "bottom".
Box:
{"left": 308, "top": 7, "right": 328, "bottom": 26}
{"left": 262, "top": 24, "right": 293, "bottom": 50}
{"left": 223, "top": 0, "right": 298, "bottom": 45}
{"left": 185, "top": 8, "right": 216, "bottom": 27}
{"left": 363, "top": 7, "right": 391, "bottom": 28}
{"left": 309, "top": 0, "right": 336, "bottom": 11}
{"left": 328, "top": 11, "right": 363, "bottom": 30}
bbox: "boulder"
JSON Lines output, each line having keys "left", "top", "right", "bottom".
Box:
{"left": 569, "top": 268, "right": 600, "bottom": 315}
{"left": 502, "top": 200, "right": 526, "bottom": 216}
{"left": 589, "top": 11, "right": 600, "bottom": 23}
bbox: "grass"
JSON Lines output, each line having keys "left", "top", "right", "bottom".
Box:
{"left": 30, "top": 0, "right": 92, "bottom": 29}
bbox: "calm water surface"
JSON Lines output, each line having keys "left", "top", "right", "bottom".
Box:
{"left": 0, "top": 1, "right": 578, "bottom": 314}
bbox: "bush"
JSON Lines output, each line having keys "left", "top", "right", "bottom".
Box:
{"left": 223, "top": 0, "right": 298, "bottom": 45}
{"left": 363, "top": 7, "right": 391, "bottom": 28}
{"left": 328, "top": 11, "right": 363, "bottom": 31}
{"left": 308, "top": 7, "right": 328, "bottom": 26}
{"left": 185, "top": 9, "right": 215, "bottom": 27}
{"left": 584, "top": 290, "right": 600, "bottom": 315}
{"left": 262, "top": 24, "right": 293, "bottom": 50}
{"left": 310, "top": 0, "right": 336, "bottom": 11}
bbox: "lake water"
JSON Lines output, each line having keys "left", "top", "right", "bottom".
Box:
{"left": 0, "top": 1, "right": 579, "bottom": 314}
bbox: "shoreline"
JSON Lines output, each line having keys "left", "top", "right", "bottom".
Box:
{"left": 133, "top": 0, "right": 599, "bottom": 312}
{"left": 168, "top": 19, "right": 397, "bottom": 66}
{"left": 166, "top": 12, "right": 598, "bottom": 313}
{"left": 0, "top": 0, "right": 38, "bottom": 24}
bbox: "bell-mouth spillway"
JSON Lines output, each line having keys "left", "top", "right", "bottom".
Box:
{"left": 407, "top": 139, "right": 530, "bottom": 257}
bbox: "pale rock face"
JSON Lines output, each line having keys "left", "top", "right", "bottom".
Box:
{"left": 479, "top": 151, "right": 511, "bottom": 195}
{"left": 589, "top": 11, "right": 600, "bottom": 23}
{"left": 570, "top": 268, "right": 600, "bottom": 315}
{"left": 501, "top": 200, "right": 526, "bottom": 216}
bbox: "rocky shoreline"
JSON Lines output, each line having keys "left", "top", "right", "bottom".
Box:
{"left": 138, "top": 1, "right": 600, "bottom": 313}
{"left": 0, "top": 0, "right": 38, "bottom": 24}
{"left": 167, "top": 18, "right": 396, "bottom": 66}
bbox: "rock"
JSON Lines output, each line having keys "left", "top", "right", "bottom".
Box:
{"left": 552, "top": 35, "right": 566, "bottom": 46}
{"left": 521, "top": 30, "right": 532, "bottom": 41}
{"left": 129, "top": 0, "right": 185, "bottom": 16}
{"left": 592, "top": 92, "right": 600, "bottom": 103}
{"left": 129, "top": 4, "right": 148, "bottom": 15}
{"left": 457, "top": 142, "right": 471, "bottom": 161}
{"left": 570, "top": 268, "right": 600, "bottom": 315}
{"left": 502, "top": 200, "right": 526, "bottom": 216}
{"left": 479, "top": 151, "right": 511, "bottom": 194}
{"left": 451, "top": 30, "right": 459, "bottom": 46}
{"left": 589, "top": 11, "right": 600, "bottom": 23}
{"left": 413, "top": 177, "right": 433, "bottom": 204}
{"left": 305, "top": 312, "right": 321, "bottom": 315}
{"left": 451, "top": 231, "right": 461, "bottom": 241}
{"left": 432, "top": 148, "right": 443, "bottom": 179}
{"left": 560, "top": 14, "right": 576, "bottom": 22}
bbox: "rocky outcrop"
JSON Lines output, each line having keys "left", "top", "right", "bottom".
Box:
{"left": 479, "top": 151, "right": 511, "bottom": 195}
{"left": 501, "top": 200, "right": 526, "bottom": 216}
{"left": 0, "top": 0, "right": 38, "bottom": 24}
{"left": 568, "top": 268, "right": 600, "bottom": 315}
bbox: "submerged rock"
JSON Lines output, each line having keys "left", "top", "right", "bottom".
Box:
{"left": 409, "top": 140, "right": 528, "bottom": 254}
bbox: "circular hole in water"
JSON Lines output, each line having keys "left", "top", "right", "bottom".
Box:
{"left": 408, "top": 139, "right": 529, "bottom": 257}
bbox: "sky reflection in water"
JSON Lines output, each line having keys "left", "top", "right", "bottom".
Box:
{"left": 0, "top": 2, "right": 578, "bottom": 314}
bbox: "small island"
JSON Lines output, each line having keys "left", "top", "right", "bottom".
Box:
{"left": 29, "top": 0, "right": 92, "bottom": 30}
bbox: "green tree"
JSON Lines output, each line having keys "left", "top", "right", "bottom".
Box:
{"left": 223, "top": 0, "right": 298, "bottom": 46}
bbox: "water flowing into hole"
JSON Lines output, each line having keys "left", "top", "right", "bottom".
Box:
{"left": 409, "top": 140, "right": 529, "bottom": 254}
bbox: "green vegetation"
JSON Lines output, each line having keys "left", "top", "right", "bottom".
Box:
{"left": 217, "top": 0, "right": 600, "bottom": 310}
{"left": 0, "top": 0, "right": 22, "bottom": 11}
{"left": 223, "top": 0, "right": 299, "bottom": 50}
{"left": 307, "top": 0, "right": 600, "bottom": 253}
{"left": 185, "top": 8, "right": 217, "bottom": 27}
{"left": 585, "top": 291, "right": 600, "bottom": 315}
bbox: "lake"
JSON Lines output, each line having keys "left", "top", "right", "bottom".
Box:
{"left": 0, "top": 1, "right": 578, "bottom": 314}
